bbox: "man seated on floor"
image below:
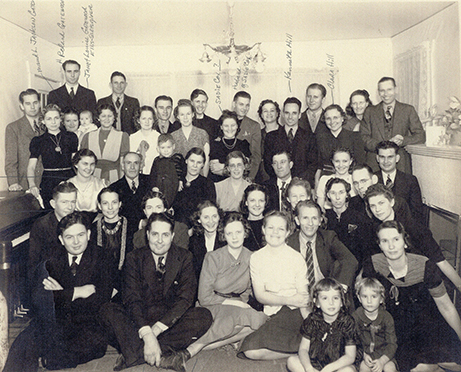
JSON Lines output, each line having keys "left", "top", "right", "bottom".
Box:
{"left": 374, "top": 140, "right": 424, "bottom": 223}
{"left": 4, "top": 211, "right": 112, "bottom": 371}
{"left": 100, "top": 212, "right": 212, "bottom": 371}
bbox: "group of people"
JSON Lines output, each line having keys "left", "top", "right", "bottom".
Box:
{"left": 3, "top": 59, "right": 461, "bottom": 372}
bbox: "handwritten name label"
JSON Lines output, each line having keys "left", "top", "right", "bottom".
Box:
{"left": 81, "top": 4, "right": 96, "bottom": 85}
{"left": 56, "top": 0, "right": 66, "bottom": 63}
{"left": 326, "top": 53, "right": 335, "bottom": 92}
{"left": 232, "top": 56, "right": 250, "bottom": 90}
{"left": 29, "top": 0, "right": 43, "bottom": 74}
{"left": 213, "top": 60, "right": 222, "bottom": 110}
{"left": 284, "top": 33, "right": 293, "bottom": 92}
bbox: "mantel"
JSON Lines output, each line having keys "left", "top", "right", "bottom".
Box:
{"left": 406, "top": 144, "right": 461, "bottom": 161}
{"left": 406, "top": 144, "right": 461, "bottom": 216}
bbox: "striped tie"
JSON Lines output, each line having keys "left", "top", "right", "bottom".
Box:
{"left": 305, "top": 241, "right": 315, "bottom": 287}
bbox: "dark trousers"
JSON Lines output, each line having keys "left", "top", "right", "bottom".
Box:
{"left": 100, "top": 302, "right": 212, "bottom": 368}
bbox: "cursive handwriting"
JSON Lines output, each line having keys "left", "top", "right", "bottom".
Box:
{"left": 284, "top": 33, "right": 293, "bottom": 92}
{"left": 56, "top": 0, "right": 66, "bottom": 63}
{"left": 28, "top": 0, "right": 43, "bottom": 74}
{"left": 81, "top": 4, "right": 96, "bottom": 85}
{"left": 213, "top": 60, "right": 222, "bottom": 109}
{"left": 326, "top": 53, "right": 335, "bottom": 92}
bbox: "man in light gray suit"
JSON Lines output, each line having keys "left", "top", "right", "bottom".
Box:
{"left": 5, "top": 89, "right": 44, "bottom": 191}
{"left": 360, "top": 77, "right": 425, "bottom": 174}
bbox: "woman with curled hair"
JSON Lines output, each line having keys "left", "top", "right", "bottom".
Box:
{"left": 324, "top": 177, "right": 373, "bottom": 268}
{"left": 163, "top": 212, "right": 268, "bottom": 365}
{"left": 209, "top": 109, "right": 251, "bottom": 183}
{"left": 172, "top": 147, "right": 216, "bottom": 227}
{"left": 240, "top": 183, "right": 270, "bottom": 251}
{"left": 315, "top": 104, "right": 365, "bottom": 180}
{"left": 171, "top": 99, "right": 210, "bottom": 176}
{"left": 344, "top": 90, "right": 372, "bottom": 132}
{"left": 215, "top": 151, "right": 251, "bottom": 212}
{"left": 68, "top": 148, "right": 107, "bottom": 217}
{"left": 27, "top": 103, "right": 78, "bottom": 209}
{"left": 256, "top": 100, "right": 281, "bottom": 183}
{"left": 80, "top": 103, "right": 129, "bottom": 184}
{"left": 363, "top": 220, "right": 461, "bottom": 371}
{"left": 189, "top": 200, "right": 226, "bottom": 280}
{"left": 129, "top": 105, "right": 160, "bottom": 174}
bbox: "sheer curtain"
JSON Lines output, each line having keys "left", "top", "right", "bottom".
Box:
{"left": 394, "top": 41, "right": 432, "bottom": 118}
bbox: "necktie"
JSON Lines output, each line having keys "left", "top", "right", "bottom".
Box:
{"left": 157, "top": 256, "right": 166, "bottom": 274}
{"left": 386, "top": 175, "right": 393, "bottom": 189}
{"left": 70, "top": 87, "right": 75, "bottom": 100}
{"left": 33, "top": 120, "right": 40, "bottom": 135}
{"left": 305, "top": 241, "right": 315, "bottom": 287}
{"left": 116, "top": 97, "right": 121, "bottom": 109}
{"left": 385, "top": 106, "right": 392, "bottom": 122}
{"left": 131, "top": 180, "right": 137, "bottom": 193}
{"left": 288, "top": 128, "right": 294, "bottom": 143}
{"left": 70, "top": 256, "right": 78, "bottom": 276}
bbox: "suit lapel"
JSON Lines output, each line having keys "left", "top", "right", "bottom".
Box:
{"left": 144, "top": 250, "right": 160, "bottom": 294}
{"left": 391, "top": 101, "right": 403, "bottom": 137}
{"left": 163, "top": 246, "right": 180, "bottom": 297}
{"left": 375, "top": 102, "right": 387, "bottom": 138}
{"left": 315, "top": 230, "right": 326, "bottom": 275}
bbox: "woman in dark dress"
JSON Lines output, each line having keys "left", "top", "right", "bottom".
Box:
{"left": 28, "top": 104, "right": 78, "bottom": 209}
{"left": 363, "top": 220, "right": 461, "bottom": 371}
{"left": 240, "top": 184, "right": 270, "bottom": 252}
{"left": 209, "top": 110, "right": 251, "bottom": 183}
{"left": 189, "top": 200, "right": 226, "bottom": 280}
{"left": 256, "top": 99, "right": 281, "bottom": 183}
{"left": 172, "top": 147, "right": 216, "bottom": 227}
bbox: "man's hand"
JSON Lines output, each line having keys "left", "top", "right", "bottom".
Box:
{"left": 8, "top": 183, "right": 23, "bottom": 191}
{"left": 390, "top": 134, "right": 404, "bottom": 146}
{"left": 43, "top": 276, "right": 63, "bottom": 291}
{"left": 143, "top": 333, "right": 162, "bottom": 366}
{"left": 363, "top": 353, "right": 374, "bottom": 368}
{"left": 73, "top": 284, "right": 96, "bottom": 300}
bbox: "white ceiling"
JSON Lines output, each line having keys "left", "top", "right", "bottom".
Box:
{"left": 0, "top": 0, "right": 456, "bottom": 47}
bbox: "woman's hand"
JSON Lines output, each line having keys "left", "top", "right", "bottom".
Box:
{"left": 210, "top": 160, "right": 225, "bottom": 175}
{"left": 29, "top": 185, "right": 40, "bottom": 199}
{"left": 287, "top": 293, "right": 310, "bottom": 308}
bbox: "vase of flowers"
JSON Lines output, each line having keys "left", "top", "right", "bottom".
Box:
{"left": 441, "top": 96, "right": 461, "bottom": 146}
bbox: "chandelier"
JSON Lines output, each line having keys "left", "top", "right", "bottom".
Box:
{"left": 199, "top": 1, "right": 266, "bottom": 76}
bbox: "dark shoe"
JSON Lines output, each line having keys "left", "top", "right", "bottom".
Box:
{"left": 159, "top": 349, "right": 191, "bottom": 372}
{"left": 113, "top": 354, "right": 127, "bottom": 371}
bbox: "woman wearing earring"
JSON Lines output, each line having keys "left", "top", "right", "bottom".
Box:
{"left": 27, "top": 104, "right": 78, "bottom": 209}
{"left": 209, "top": 110, "right": 251, "bottom": 183}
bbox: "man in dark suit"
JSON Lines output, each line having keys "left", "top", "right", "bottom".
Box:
{"left": 190, "top": 88, "right": 219, "bottom": 141}
{"left": 232, "top": 91, "right": 262, "bottom": 181}
{"left": 375, "top": 140, "right": 424, "bottom": 223}
{"left": 97, "top": 71, "right": 140, "bottom": 135}
{"left": 28, "top": 182, "right": 77, "bottom": 286}
{"left": 264, "top": 97, "right": 318, "bottom": 186}
{"left": 263, "top": 150, "right": 293, "bottom": 212}
{"left": 298, "top": 83, "right": 328, "bottom": 135}
{"left": 109, "top": 152, "right": 151, "bottom": 238}
{"left": 350, "top": 163, "right": 410, "bottom": 219}
{"left": 47, "top": 59, "right": 97, "bottom": 115}
{"left": 154, "top": 95, "right": 180, "bottom": 134}
{"left": 361, "top": 76, "right": 425, "bottom": 173}
{"left": 100, "top": 213, "right": 212, "bottom": 371}
{"left": 4, "top": 211, "right": 111, "bottom": 371}
{"left": 287, "top": 200, "right": 358, "bottom": 289}
{"left": 5, "top": 88, "right": 44, "bottom": 191}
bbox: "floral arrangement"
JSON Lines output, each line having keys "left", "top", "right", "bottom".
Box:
{"left": 440, "top": 97, "right": 461, "bottom": 146}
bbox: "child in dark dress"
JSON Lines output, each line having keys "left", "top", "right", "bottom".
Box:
{"left": 287, "top": 278, "right": 357, "bottom": 372}
{"left": 148, "top": 133, "right": 186, "bottom": 208}
{"left": 353, "top": 278, "right": 398, "bottom": 372}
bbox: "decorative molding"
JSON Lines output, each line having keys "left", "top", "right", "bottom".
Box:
{"left": 407, "top": 144, "right": 461, "bottom": 160}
